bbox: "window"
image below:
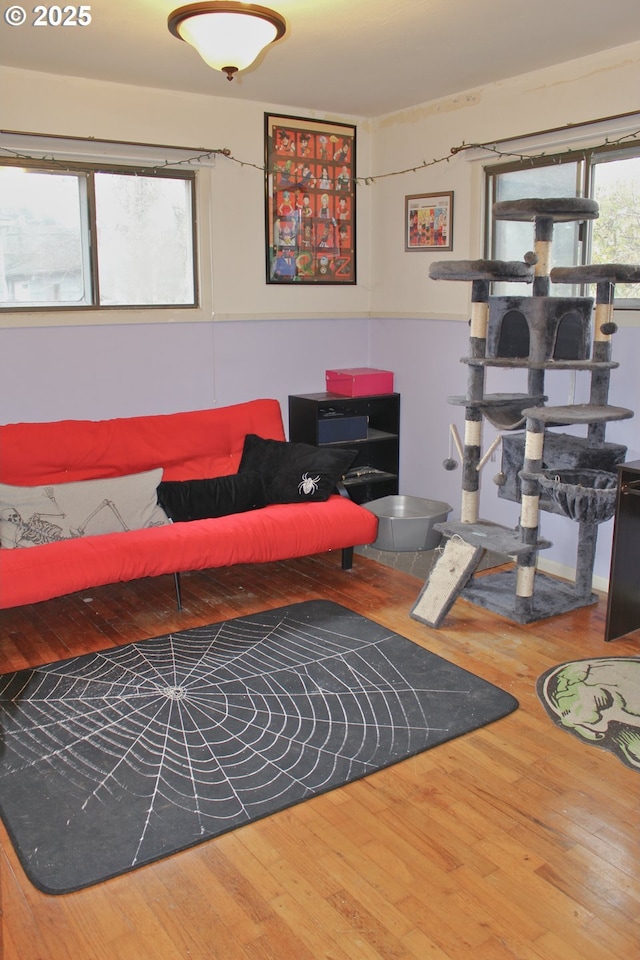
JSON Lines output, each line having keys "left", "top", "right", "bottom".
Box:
{"left": 0, "top": 163, "right": 197, "bottom": 311}
{"left": 485, "top": 143, "right": 640, "bottom": 309}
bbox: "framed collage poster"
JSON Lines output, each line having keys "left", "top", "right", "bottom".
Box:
{"left": 265, "top": 113, "right": 356, "bottom": 284}
{"left": 405, "top": 192, "right": 453, "bottom": 252}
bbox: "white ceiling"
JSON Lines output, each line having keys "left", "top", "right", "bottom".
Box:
{"left": 2, "top": 0, "right": 640, "bottom": 118}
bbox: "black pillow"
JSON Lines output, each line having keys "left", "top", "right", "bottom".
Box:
{"left": 157, "top": 472, "right": 266, "bottom": 522}
{"left": 238, "top": 434, "right": 289, "bottom": 480}
{"left": 239, "top": 434, "right": 357, "bottom": 504}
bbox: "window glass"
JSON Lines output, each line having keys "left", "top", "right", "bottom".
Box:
{"left": 591, "top": 154, "right": 640, "bottom": 301}
{"left": 94, "top": 173, "right": 194, "bottom": 306}
{"left": 0, "top": 167, "right": 91, "bottom": 308}
{"left": 491, "top": 161, "right": 582, "bottom": 297}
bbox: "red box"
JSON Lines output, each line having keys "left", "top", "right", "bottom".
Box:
{"left": 326, "top": 367, "right": 394, "bottom": 397}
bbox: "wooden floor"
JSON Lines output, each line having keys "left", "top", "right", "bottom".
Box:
{"left": 0, "top": 553, "right": 638, "bottom": 960}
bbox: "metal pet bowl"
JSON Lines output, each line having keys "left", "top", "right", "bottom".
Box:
{"left": 537, "top": 469, "right": 618, "bottom": 523}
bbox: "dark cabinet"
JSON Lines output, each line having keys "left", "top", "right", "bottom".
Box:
{"left": 605, "top": 459, "right": 640, "bottom": 641}
{"left": 288, "top": 392, "right": 400, "bottom": 504}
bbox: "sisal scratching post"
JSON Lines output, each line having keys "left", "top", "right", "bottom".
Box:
{"left": 411, "top": 536, "right": 483, "bottom": 628}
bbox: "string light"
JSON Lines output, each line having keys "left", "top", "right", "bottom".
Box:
{"left": 1, "top": 128, "right": 639, "bottom": 184}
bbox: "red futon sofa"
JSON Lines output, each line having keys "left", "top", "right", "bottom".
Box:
{"left": 0, "top": 399, "right": 378, "bottom": 610}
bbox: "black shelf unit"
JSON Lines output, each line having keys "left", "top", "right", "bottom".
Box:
{"left": 288, "top": 392, "right": 400, "bottom": 504}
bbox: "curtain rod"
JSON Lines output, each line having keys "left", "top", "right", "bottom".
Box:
{"left": 0, "top": 129, "right": 231, "bottom": 169}
{"left": 0, "top": 129, "right": 226, "bottom": 156}
{"left": 481, "top": 110, "right": 640, "bottom": 149}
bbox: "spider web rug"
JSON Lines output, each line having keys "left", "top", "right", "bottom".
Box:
{"left": 0, "top": 599, "right": 517, "bottom": 895}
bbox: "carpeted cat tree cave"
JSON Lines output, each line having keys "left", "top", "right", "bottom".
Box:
{"left": 428, "top": 197, "right": 639, "bottom": 624}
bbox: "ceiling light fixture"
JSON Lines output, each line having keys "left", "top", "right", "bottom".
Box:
{"left": 168, "top": 1, "right": 287, "bottom": 81}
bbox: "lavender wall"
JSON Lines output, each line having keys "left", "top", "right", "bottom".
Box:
{"left": 369, "top": 317, "right": 640, "bottom": 583}
{"left": 0, "top": 317, "right": 369, "bottom": 426}
{"left": 2, "top": 313, "right": 637, "bottom": 584}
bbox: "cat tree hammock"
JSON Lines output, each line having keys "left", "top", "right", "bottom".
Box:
{"left": 427, "top": 197, "right": 639, "bottom": 625}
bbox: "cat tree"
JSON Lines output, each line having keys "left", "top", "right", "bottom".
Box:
{"left": 428, "top": 197, "right": 639, "bottom": 624}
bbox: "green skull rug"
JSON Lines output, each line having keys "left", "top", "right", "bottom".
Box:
{"left": 537, "top": 658, "right": 640, "bottom": 771}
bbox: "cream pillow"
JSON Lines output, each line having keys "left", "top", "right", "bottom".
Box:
{"left": 0, "top": 469, "right": 169, "bottom": 549}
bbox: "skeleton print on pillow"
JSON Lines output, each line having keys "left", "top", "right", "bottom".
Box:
{"left": 0, "top": 469, "right": 169, "bottom": 549}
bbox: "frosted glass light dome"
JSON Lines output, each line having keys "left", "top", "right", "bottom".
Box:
{"left": 169, "top": 3, "right": 287, "bottom": 80}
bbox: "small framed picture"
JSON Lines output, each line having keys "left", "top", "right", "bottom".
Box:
{"left": 405, "top": 192, "right": 453, "bottom": 252}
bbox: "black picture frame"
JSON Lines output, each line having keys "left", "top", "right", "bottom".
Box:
{"left": 265, "top": 113, "right": 356, "bottom": 284}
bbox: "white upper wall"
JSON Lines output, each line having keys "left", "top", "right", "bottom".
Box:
{"left": 2, "top": 39, "right": 640, "bottom": 327}
{"left": 0, "top": 66, "right": 373, "bottom": 325}
{"left": 370, "top": 40, "right": 640, "bottom": 321}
